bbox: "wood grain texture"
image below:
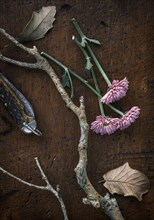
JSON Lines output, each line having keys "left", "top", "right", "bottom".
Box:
{"left": 0, "top": 0, "right": 153, "bottom": 219}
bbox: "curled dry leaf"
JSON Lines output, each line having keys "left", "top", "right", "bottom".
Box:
{"left": 17, "top": 6, "right": 56, "bottom": 42}
{"left": 103, "top": 162, "right": 150, "bottom": 201}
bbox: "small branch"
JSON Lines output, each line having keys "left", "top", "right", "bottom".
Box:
{"left": 35, "top": 157, "right": 68, "bottom": 220}
{"left": 0, "top": 165, "right": 46, "bottom": 190}
{"left": 0, "top": 28, "right": 36, "bottom": 56}
{"left": 0, "top": 158, "right": 68, "bottom": 220}
{"left": 34, "top": 157, "right": 51, "bottom": 186}
{"left": 0, "top": 53, "right": 39, "bottom": 69}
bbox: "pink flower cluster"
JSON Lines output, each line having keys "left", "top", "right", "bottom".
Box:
{"left": 119, "top": 106, "right": 140, "bottom": 130}
{"left": 91, "top": 116, "right": 119, "bottom": 135}
{"left": 91, "top": 77, "right": 140, "bottom": 135}
{"left": 101, "top": 77, "right": 129, "bottom": 104}
{"left": 91, "top": 107, "right": 140, "bottom": 135}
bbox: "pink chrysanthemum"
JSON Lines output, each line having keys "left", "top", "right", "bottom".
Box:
{"left": 119, "top": 106, "right": 140, "bottom": 130}
{"left": 91, "top": 116, "right": 119, "bottom": 135}
{"left": 101, "top": 77, "right": 129, "bottom": 104}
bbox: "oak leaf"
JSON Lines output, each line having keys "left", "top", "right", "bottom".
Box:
{"left": 17, "top": 6, "right": 56, "bottom": 42}
{"left": 103, "top": 162, "right": 150, "bottom": 201}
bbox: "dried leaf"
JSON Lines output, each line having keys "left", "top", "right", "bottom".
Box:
{"left": 103, "top": 162, "right": 150, "bottom": 201}
{"left": 17, "top": 6, "right": 56, "bottom": 42}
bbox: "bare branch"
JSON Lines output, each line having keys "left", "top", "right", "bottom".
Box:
{"left": 0, "top": 158, "right": 68, "bottom": 220}
{"left": 0, "top": 53, "right": 39, "bottom": 69}
{"left": 0, "top": 27, "right": 124, "bottom": 220}
{"left": 34, "top": 157, "right": 58, "bottom": 194}
{"left": 0, "top": 28, "right": 36, "bottom": 56}
{"left": 35, "top": 157, "right": 51, "bottom": 186}
{"left": 34, "top": 157, "right": 68, "bottom": 220}
{"left": 0, "top": 165, "right": 46, "bottom": 190}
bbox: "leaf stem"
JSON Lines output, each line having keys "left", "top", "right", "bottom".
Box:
{"left": 72, "top": 18, "right": 111, "bottom": 86}
{"left": 71, "top": 18, "right": 85, "bottom": 38}
{"left": 41, "top": 52, "right": 101, "bottom": 98}
{"left": 41, "top": 52, "right": 124, "bottom": 117}
{"left": 72, "top": 36, "right": 87, "bottom": 57}
{"left": 66, "top": 69, "right": 74, "bottom": 98}
{"left": 72, "top": 36, "right": 105, "bottom": 116}
{"left": 86, "top": 44, "right": 111, "bottom": 86}
{"left": 91, "top": 69, "right": 105, "bottom": 116}
{"left": 108, "top": 104, "right": 124, "bottom": 116}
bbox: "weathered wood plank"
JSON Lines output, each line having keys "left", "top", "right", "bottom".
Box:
{"left": 0, "top": 0, "right": 153, "bottom": 219}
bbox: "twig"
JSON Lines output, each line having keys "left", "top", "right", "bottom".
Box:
{"left": 0, "top": 53, "right": 39, "bottom": 69}
{"left": 0, "top": 27, "right": 124, "bottom": 220}
{"left": 0, "top": 28, "right": 36, "bottom": 56}
{"left": 0, "top": 157, "right": 68, "bottom": 220}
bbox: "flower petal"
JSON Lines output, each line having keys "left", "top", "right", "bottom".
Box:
{"left": 119, "top": 106, "right": 140, "bottom": 130}
{"left": 91, "top": 116, "right": 119, "bottom": 135}
{"left": 101, "top": 77, "right": 129, "bottom": 104}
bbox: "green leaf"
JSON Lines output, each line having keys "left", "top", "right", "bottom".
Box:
{"left": 87, "top": 38, "right": 101, "bottom": 45}
{"left": 85, "top": 58, "right": 93, "bottom": 70}
{"left": 84, "top": 57, "right": 93, "bottom": 77}
{"left": 61, "top": 72, "right": 70, "bottom": 88}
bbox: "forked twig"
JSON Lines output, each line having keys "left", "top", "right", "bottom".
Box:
{"left": 0, "top": 157, "right": 68, "bottom": 220}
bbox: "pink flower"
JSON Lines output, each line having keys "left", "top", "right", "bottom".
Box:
{"left": 101, "top": 77, "right": 129, "bottom": 104}
{"left": 91, "top": 116, "right": 119, "bottom": 135}
{"left": 119, "top": 106, "right": 140, "bottom": 130}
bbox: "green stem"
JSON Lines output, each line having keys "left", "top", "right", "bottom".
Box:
{"left": 72, "top": 18, "right": 111, "bottom": 86}
{"left": 72, "top": 36, "right": 87, "bottom": 57}
{"left": 41, "top": 52, "right": 66, "bottom": 71}
{"left": 41, "top": 52, "right": 74, "bottom": 98}
{"left": 72, "top": 18, "right": 85, "bottom": 38}
{"left": 69, "top": 69, "right": 102, "bottom": 98}
{"left": 91, "top": 69, "right": 105, "bottom": 116}
{"left": 66, "top": 70, "right": 74, "bottom": 98}
{"left": 41, "top": 52, "right": 124, "bottom": 117}
{"left": 72, "top": 37, "right": 105, "bottom": 116}
{"left": 41, "top": 52, "right": 101, "bottom": 98}
{"left": 86, "top": 44, "right": 111, "bottom": 86}
{"left": 108, "top": 104, "right": 124, "bottom": 116}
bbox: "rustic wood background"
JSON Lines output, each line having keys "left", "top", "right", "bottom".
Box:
{"left": 0, "top": 0, "right": 153, "bottom": 219}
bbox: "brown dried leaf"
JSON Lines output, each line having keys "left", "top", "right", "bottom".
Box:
{"left": 17, "top": 6, "right": 56, "bottom": 42}
{"left": 103, "top": 162, "right": 150, "bottom": 201}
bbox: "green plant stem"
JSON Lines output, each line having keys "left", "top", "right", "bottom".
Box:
{"left": 86, "top": 44, "right": 111, "bottom": 86}
{"left": 41, "top": 52, "right": 124, "bottom": 117}
{"left": 72, "top": 18, "right": 85, "bottom": 38}
{"left": 72, "top": 36, "right": 88, "bottom": 57}
{"left": 41, "top": 52, "right": 74, "bottom": 98}
{"left": 72, "top": 37, "right": 105, "bottom": 116}
{"left": 69, "top": 69, "right": 102, "bottom": 98}
{"left": 108, "top": 104, "right": 124, "bottom": 116}
{"left": 41, "top": 52, "right": 101, "bottom": 98}
{"left": 91, "top": 69, "right": 105, "bottom": 116}
{"left": 66, "top": 70, "right": 74, "bottom": 98}
{"left": 72, "top": 18, "right": 111, "bottom": 86}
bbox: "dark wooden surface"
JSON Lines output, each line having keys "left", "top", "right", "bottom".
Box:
{"left": 0, "top": 0, "right": 153, "bottom": 219}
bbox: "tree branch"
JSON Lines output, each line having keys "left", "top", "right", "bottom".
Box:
{"left": 0, "top": 157, "right": 68, "bottom": 220}
{"left": 0, "top": 28, "right": 124, "bottom": 220}
{"left": 0, "top": 28, "right": 36, "bottom": 56}
{"left": 0, "top": 53, "right": 39, "bottom": 69}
